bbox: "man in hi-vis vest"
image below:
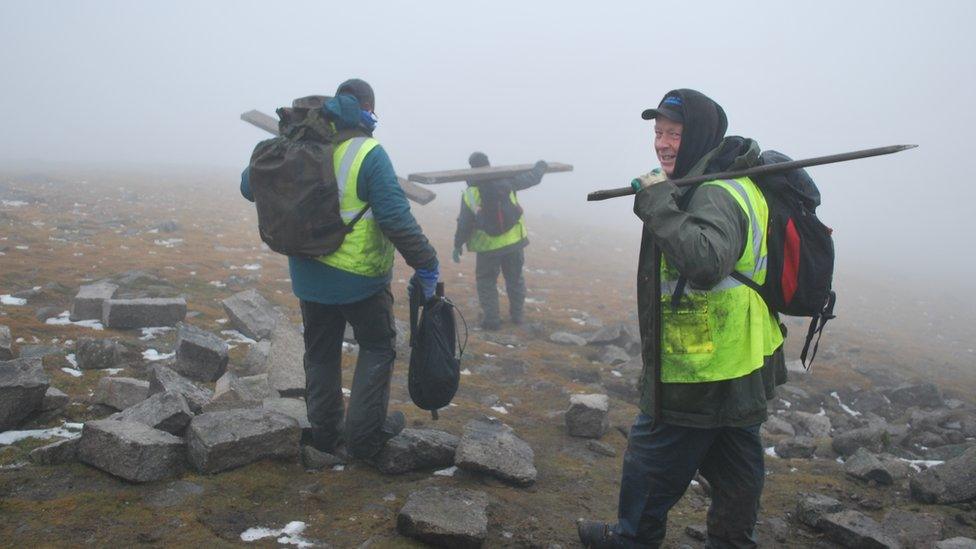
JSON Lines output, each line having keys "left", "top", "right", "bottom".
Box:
{"left": 241, "top": 79, "right": 439, "bottom": 460}
{"left": 578, "top": 90, "right": 787, "bottom": 548}
{"left": 452, "top": 152, "right": 547, "bottom": 330}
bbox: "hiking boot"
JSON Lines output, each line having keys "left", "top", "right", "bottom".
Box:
{"left": 381, "top": 411, "right": 406, "bottom": 439}
{"left": 481, "top": 318, "right": 501, "bottom": 331}
{"left": 300, "top": 429, "right": 341, "bottom": 454}
{"left": 577, "top": 520, "right": 622, "bottom": 548}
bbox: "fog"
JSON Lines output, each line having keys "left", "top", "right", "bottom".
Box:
{"left": 2, "top": 0, "right": 974, "bottom": 295}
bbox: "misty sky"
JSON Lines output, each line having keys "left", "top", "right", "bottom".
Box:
{"left": 2, "top": 1, "right": 974, "bottom": 289}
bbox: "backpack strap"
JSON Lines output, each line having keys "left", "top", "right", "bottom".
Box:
{"left": 800, "top": 290, "right": 836, "bottom": 368}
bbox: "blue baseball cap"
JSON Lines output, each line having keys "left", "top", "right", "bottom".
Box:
{"left": 641, "top": 93, "right": 684, "bottom": 122}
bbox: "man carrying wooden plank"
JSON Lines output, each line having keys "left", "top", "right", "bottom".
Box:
{"left": 451, "top": 152, "right": 548, "bottom": 330}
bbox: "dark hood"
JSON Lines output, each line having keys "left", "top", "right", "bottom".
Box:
{"left": 661, "top": 89, "right": 728, "bottom": 179}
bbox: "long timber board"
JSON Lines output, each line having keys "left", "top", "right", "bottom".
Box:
{"left": 407, "top": 162, "right": 573, "bottom": 185}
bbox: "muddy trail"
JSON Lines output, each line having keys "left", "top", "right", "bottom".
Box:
{"left": 1, "top": 168, "right": 975, "bottom": 548}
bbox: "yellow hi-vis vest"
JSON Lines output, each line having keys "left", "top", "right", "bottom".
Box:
{"left": 659, "top": 177, "right": 784, "bottom": 383}
{"left": 462, "top": 186, "right": 527, "bottom": 252}
{"left": 316, "top": 137, "right": 394, "bottom": 277}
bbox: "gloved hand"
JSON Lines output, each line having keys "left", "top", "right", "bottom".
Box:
{"left": 534, "top": 160, "right": 549, "bottom": 172}
{"left": 631, "top": 169, "right": 668, "bottom": 192}
{"left": 452, "top": 247, "right": 462, "bottom": 263}
{"left": 408, "top": 266, "right": 439, "bottom": 301}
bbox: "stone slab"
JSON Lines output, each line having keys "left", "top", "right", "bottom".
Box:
{"left": 111, "top": 390, "right": 193, "bottom": 435}
{"left": 455, "top": 417, "right": 536, "bottom": 486}
{"left": 0, "top": 357, "right": 50, "bottom": 431}
{"left": 78, "top": 419, "right": 185, "bottom": 482}
{"left": 70, "top": 282, "right": 118, "bottom": 321}
{"left": 0, "top": 325, "right": 12, "bottom": 360}
{"left": 186, "top": 408, "right": 300, "bottom": 473}
{"left": 102, "top": 298, "right": 187, "bottom": 329}
{"left": 565, "top": 393, "right": 610, "bottom": 439}
{"left": 221, "top": 289, "right": 277, "bottom": 340}
{"left": 93, "top": 376, "right": 150, "bottom": 411}
{"left": 397, "top": 486, "right": 489, "bottom": 549}
{"left": 148, "top": 364, "right": 213, "bottom": 414}
{"left": 373, "top": 428, "right": 460, "bottom": 474}
{"left": 172, "top": 323, "right": 228, "bottom": 382}
{"left": 29, "top": 436, "right": 80, "bottom": 465}
{"left": 262, "top": 398, "right": 310, "bottom": 429}
{"left": 266, "top": 319, "right": 305, "bottom": 397}
{"left": 75, "top": 338, "right": 125, "bottom": 370}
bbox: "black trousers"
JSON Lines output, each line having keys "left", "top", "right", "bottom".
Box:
{"left": 475, "top": 246, "right": 526, "bottom": 325}
{"left": 299, "top": 286, "right": 396, "bottom": 459}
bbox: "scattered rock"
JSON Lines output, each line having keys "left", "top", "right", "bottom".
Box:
{"left": 832, "top": 426, "right": 889, "bottom": 457}
{"left": 148, "top": 365, "right": 213, "bottom": 414}
{"left": 239, "top": 374, "right": 273, "bottom": 400}
{"left": 397, "top": 486, "right": 489, "bottom": 548}
{"left": 882, "top": 509, "right": 944, "bottom": 548}
{"left": 186, "top": 408, "right": 300, "bottom": 473}
{"left": 19, "top": 344, "right": 61, "bottom": 359}
{"left": 110, "top": 390, "right": 193, "bottom": 435}
{"left": 565, "top": 394, "right": 610, "bottom": 439}
{"left": 910, "top": 446, "right": 976, "bottom": 504}
{"left": 549, "top": 331, "right": 587, "bottom": 346}
{"left": 597, "top": 345, "right": 630, "bottom": 366}
{"left": 935, "top": 538, "right": 976, "bottom": 549}
{"left": 70, "top": 282, "right": 118, "bottom": 321}
{"left": 102, "top": 298, "right": 187, "bottom": 329}
{"left": 0, "top": 357, "right": 50, "bottom": 430}
{"left": 587, "top": 440, "right": 617, "bottom": 457}
{"left": 795, "top": 493, "right": 845, "bottom": 528}
{"left": 301, "top": 445, "right": 345, "bottom": 469}
{"left": 818, "top": 510, "right": 896, "bottom": 548}
{"left": 266, "top": 318, "right": 305, "bottom": 397}
{"left": 787, "top": 411, "right": 832, "bottom": 438}
{"left": 221, "top": 289, "right": 277, "bottom": 341}
{"left": 40, "top": 386, "right": 70, "bottom": 412}
{"left": 684, "top": 524, "right": 706, "bottom": 541}
{"left": 238, "top": 340, "right": 270, "bottom": 376}
{"left": 203, "top": 372, "right": 261, "bottom": 412}
{"left": 93, "top": 376, "right": 149, "bottom": 411}
{"left": 886, "top": 382, "right": 944, "bottom": 409}
{"left": 261, "top": 398, "right": 309, "bottom": 429}
{"left": 373, "top": 428, "right": 460, "bottom": 474}
{"left": 0, "top": 325, "right": 12, "bottom": 360}
{"left": 844, "top": 448, "right": 894, "bottom": 485}
{"left": 34, "top": 306, "right": 62, "bottom": 322}
{"left": 762, "top": 415, "right": 796, "bottom": 438}
{"left": 29, "top": 436, "right": 80, "bottom": 465}
{"left": 78, "top": 419, "right": 185, "bottom": 483}
{"left": 172, "top": 323, "right": 228, "bottom": 382}
{"left": 455, "top": 416, "right": 537, "bottom": 486}
{"left": 75, "top": 338, "right": 125, "bottom": 370}
{"left": 774, "top": 436, "right": 818, "bottom": 459}
{"left": 585, "top": 323, "right": 639, "bottom": 351}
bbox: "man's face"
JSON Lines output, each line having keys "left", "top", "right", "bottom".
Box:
{"left": 654, "top": 118, "right": 683, "bottom": 177}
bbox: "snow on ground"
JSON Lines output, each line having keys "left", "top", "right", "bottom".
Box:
{"left": 433, "top": 466, "right": 458, "bottom": 477}
{"left": 61, "top": 367, "right": 83, "bottom": 377}
{"left": 65, "top": 354, "right": 78, "bottom": 368}
{"left": 491, "top": 405, "right": 509, "bottom": 415}
{"left": 153, "top": 238, "right": 183, "bottom": 248}
{"left": 765, "top": 447, "right": 778, "bottom": 458}
{"left": 143, "top": 349, "right": 175, "bottom": 361}
{"left": 140, "top": 327, "right": 173, "bottom": 341}
{"left": 1, "top": 295, "right": 27, "bottom": 306}
{"left": 240, "top": 521, "right": 315, "bottom": 547}
{"left": 221, "top": 330, "right": 256, "bottom": 346}
{"left": 1, "top": 200, "right": 28, "bottom": 207}
{"left": 830, "top": 391, "right": 862, "bottom": 417}
{"left": 46, "top": 311, "right": 104, "bottom": 330}
{"left": 0, "top": 423, "right": 82, "bottom": 445}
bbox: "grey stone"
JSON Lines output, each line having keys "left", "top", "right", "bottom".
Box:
{"left": 684, "top": 524, "right": 707, "bottom": 541}
{"left": 221, "top": 289, "right": 277, "bottom": 340}
{"left": 924, "top": 442, "right": 976, "bottom": 461}
{"left": 111, "top": 390, "right": 193, "bottom": 435}
{"left": 102, "top": 298, "right": 187, "bottom": 329}
{"left": 186, "top": 408, "right": 300, "bottom": 473}
{"left": 19, "top": 344, "right": 61, "bottom": 359}
{"left": 882, "top": 509, "right": 944, "bottom": 548}
{"left": 787, "top": 411, "right": 832, "bottom": 438}
{"left": 455, "top": 416, "right": 537, "bottom": 486}
{"left": 262, "top": 398, "right": 310, "bottom": 429}
{"left": 910, "top": 446, "right": 976, "bottom": 503}
{"left": 598, "top": 345, "right": 630, "bottom": 366}
{"left": 935, "top": 538, "right": 976, "bottom": 549}
{"left": 762, "top": 415, "right": 796, "bottom": 437}
{"left": 585, "top": 323, "right": 639, "bottom": 350}
{"left": 238, "top": 339, "right": 270, "bottom": 375}
{"left": 75, "top": 338, "right": 124, "bottom": 370}
{"left": 550, "top": 331, "right": 587, "bottom": 346}
{"left": 203, "top": 371, "right": 261, "bottom": 412}
{"left": 0, "top": 325, "right": 13, "bottom": 360}
{"left": 565, "top": 394, "right": 610, "bottom": 439}
{"left": 40, "top": 386, "right": 69, "bottom": 412}
{"left": 239, "top": 374, "right": 273, "bottom": 400}
{"left": 34, "top": 306, "right": 61, "bottom": 322}
{"left": 845, "top": 448, "right": 894, "bottom": 485}
{"left": 886, "top": 382, "right": 943, "bottom": 409}
{"left": 70, "top": 282, "right": 118, "bottom": 321}
{"left": 373, "top": 428, "right": 460, "bottom": 474}
{"left": 774, "top": 436, "right": 817, "bottom": 459}
{"left": 29, "top": 436, "right": 80, "bottom": 465}
{"left": 172, "top": 323, "right": 228, "bottom": 382}
{"left": 0, "top": 357, "right": 49, "bottom": 430}
{"left": 795, "top": 493, "right": 845, "bottom": 528}
{"left": 818, "top": 510, "right": 896, "bottom": 549}
{"left": 397, "top": 486, "right": 489, "bottom": 549}
{"left": 832, "top": 426, "right": 889, "bottom": 457}
{"left": 587, "top": 440, "right": 617, "bottom": 457}
{"left": 93, "top": 376, "right": 149, "bottom": 411}
{"left": 301, "top": 445, "right": 345, "bottom": 469}
{"left": 78, "top": 419, "right": 185, "bottom": 482}
{"left": 148, "top": 364, "right": 213, "bottom": 414}
{"left": 266, "top": 318, "right": 305, "bottom": 397}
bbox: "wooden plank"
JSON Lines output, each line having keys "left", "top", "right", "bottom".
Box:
{"left": 240, "top": 109, "right": 436, "bottom": 205}
{"left": 407, "top": 162, "right": 573, "bottom": 185}
{"left": 240, "top": 110, "right": 279, "bottom": 135}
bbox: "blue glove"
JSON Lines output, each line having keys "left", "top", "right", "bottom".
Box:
{"left": 408, "top": 266, "right": 439, "bottom": 300}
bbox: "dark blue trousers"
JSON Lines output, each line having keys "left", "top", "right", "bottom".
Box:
{"left": 614, "top": 414, "right": 764, "bottom": 548}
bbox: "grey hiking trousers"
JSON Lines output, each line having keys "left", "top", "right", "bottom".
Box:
{"left": 299, "top": 286, "right": 396, "bottom": 459}
{"left": 475, "top": 246, "right": 526, "bottom": 326}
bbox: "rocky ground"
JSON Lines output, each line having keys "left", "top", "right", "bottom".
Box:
{"left": 1, "top": 167, "right": 975, "bottom": 548}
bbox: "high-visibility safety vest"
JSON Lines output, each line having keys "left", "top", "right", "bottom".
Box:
{"left": 659, "top": 177, "right": 784, "bottom": 383}
{"left": 462, "top": 186, "right": 527, "bottom": 252}
{"left": 316, "top": 137, "right": 394, "bottom": 277}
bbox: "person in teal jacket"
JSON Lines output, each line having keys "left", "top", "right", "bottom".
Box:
{"left": 241, "top": 79, "right": 439, "bottom": 459}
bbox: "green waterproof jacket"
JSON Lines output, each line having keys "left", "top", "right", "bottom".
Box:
{"left": 634, "top": 137, "right": 787, "bottom": 428}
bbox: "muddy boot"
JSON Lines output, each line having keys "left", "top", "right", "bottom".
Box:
{"left": 577, "top": 520, "right": 626, "bottom": 548}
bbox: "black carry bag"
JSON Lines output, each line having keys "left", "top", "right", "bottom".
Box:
{"left": 408, "top": 282, "right": 466, "bottom": 419}
{"left": 476, "top": 181, "right": 523, "bottom": 236}
{"left": 247, "top": 95, "right": 369, "bottom": 257}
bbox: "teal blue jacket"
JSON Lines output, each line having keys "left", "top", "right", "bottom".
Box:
{"left": 241, "top": 95, "right": 437, "bottom": 304}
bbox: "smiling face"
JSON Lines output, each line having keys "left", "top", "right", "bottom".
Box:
{"left": 654, "top": 117, "right": 683, "bottom": 177}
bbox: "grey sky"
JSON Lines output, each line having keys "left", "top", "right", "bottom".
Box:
{"left": 2, "top": 0, "right": 974, "bottom": 289}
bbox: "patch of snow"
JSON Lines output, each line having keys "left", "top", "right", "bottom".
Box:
{"left": 830, "top": 391, "right": 861, "bottom": 417}
{"left": 143, "top": 349, "right": 175, "bottom": 361}
{"left": 153, "top": 238, "right": 183, "bottom": 248}
{"left": 780, "top": 399, "right": 792, "bottom": 408}
{"left": 764, "top": 446, "right": 778, "bottom": 458}
{"left": 490, "top": 405, "right": 509, "bottom": 415}
{"left": 816, "top": 407, "right": 827, "bottom": 417}
{"left": 241, "top": 264, "right": 261, "bottom": 271}
{"left": 382, "top": 493, "right": 396, "bottom": 502}
{"left": 1, "top": 200, "right": 28, "bottom": 207}
{"left": 65, "top": 354, "right": 78, "bottom": 368}
{"left": 341, "top": 388, "right": 351, "bottom": 397}
{"left": 221, "top": 330, "right": 256, "bottom": 345}
{"left": 46, "top": 311, "right": 104, "bottom": 330}
{"left": 140, "top": 327, "right": 173, "bottom": 341}
{"left": 332, "top": 465, "right": 344, "bottom": 472}
{"left": 899, "top": 458, "right": 944, "bottom": 472}
{"left": 61, "top": 367, "right": 83, "bottom": 377}
{"left": 216, "top": 318, "right": 228, "bottom": 324}
{"left": 611, "top": 370, "right": 622, "bottom": 378}
{"left": 1, "top": 294, "right": 27, "bottom": 306}
{"left": 433, "top": 466, "right": 458, "bottom": 477}
{"left": 460, "top": 368, "right": 472, "bottom": 376}
{"left": 240, "top": 521, "right": 315, "bottom": 547}
{"left": 104, "top": 368, "right": 124, "bottom": 375}
{"left": 209, "top": 280, "right": 227, "bottom": 288}
{"left": 836, "top": 456, "right": 845, "bottom": 464}
{"left": 0, "top": 424, "right": 81, "bottom": 445}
